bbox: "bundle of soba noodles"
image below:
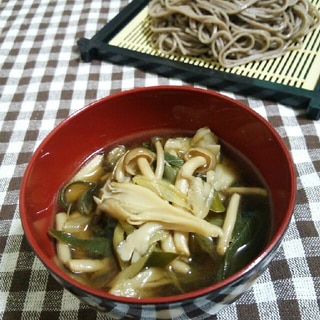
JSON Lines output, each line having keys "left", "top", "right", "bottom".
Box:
{"left": 149, "top": 0, "right": 320, "bottom": 67}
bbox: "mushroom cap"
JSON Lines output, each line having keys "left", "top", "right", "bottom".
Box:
{"left": 151, "top": 136, "right": 163, "bottom": 144}
{"left": 123, "top": 147, "right": 156, "bottom": 176}
{"left": 184, "top": 147, "right": 216, "bottom": 173}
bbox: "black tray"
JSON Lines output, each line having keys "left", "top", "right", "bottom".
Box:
{"left": 77, "top": 0, "right": 320, "bottom": 120}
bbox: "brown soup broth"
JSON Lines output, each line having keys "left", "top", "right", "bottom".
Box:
{"left": 54, "top": 129, "right": 273, "bottom": 295}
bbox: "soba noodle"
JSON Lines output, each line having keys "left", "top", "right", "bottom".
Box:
{"left": 149, "top": 0, "right": 320, "bottom": 67}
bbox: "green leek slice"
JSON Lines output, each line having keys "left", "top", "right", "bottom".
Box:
{"left": 49, "top": 229, "right": 112, "bottom": 258}
{"left": 145, "top": 251, "right": 180, "bottom": 268}
{"left": 164, "top": 152, "right": 184, "bottom": 167}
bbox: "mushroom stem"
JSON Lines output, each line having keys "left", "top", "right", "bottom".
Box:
{"left": 153, "top": 139, "right": 165, "bottom": 179}
{"left": 217, "top": 193, "right": 241, "bottom": 255}
{"left": 123, "top": 147, "right": 156, "bottom": 178}
{"left": 161, "top": 231, "right": 176, "bottom": 253}
{"left": 55, "top": 212, "right": 72, "bottom": 265}
{"left": 175, "top": 156, "right": 207, "bottom": 193}
{"left": 66, "top": 258, "right": 112, "bottom": 273}
{"left": 224, "top": 187, "right": 268, "bottom": 197}
{"left": 112, "top": 153, "right": 129, "bottom": 182}
{"left": 180, "top": 156, "right": 207, "bottom": 179}
{"left": 117, "top": 222, "right": 164, "bottom": 262}
{"left": 173, "top": 156, "right": 208, "bottom": 256}
{"left": 137, "top": 157, "right": 155, "bottom": 179}
{"left": 173, "top": 231, "right": 190, "bottom": 255}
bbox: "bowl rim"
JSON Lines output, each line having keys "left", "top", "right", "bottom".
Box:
{"left": 20, "top": 85, "right": 297, "bottom": 305}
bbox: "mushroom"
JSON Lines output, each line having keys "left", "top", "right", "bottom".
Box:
{"left": 123, "top": 147, "right": 156, "bottom": 179}
{"left": 173, "top": 231, "right": 190, "bottom": 256}
{"left": 160, "top": 231, "right": 176, "bottom": 253}
{"left": 187, "top": 175, "right": 216, "bottom": 219}
{"left": 152, "top": 137, "right": 165, "bottom": 179}
{"left": 96, "top": 181, "right": 223, "bottom": 238}
{"left": 55, "top": 212, "right": 72, "bottom": 265}
{"left": 112, "top": 153, "right": 131, "bottom": 183}
{"left": 116, "top": 222, "right": 165, "bottom": 263}
{"left": 105, "top": 145, "right": 127, "bottom": 170}
{"left": 66, "top": 257, "right": 115, "bottom": 273}
{"left": 174, "top": 147, "right": 217, "bottom": 219}
{"left": 169, "top": 147, "right": 217, "bottom": 255}
{"left": 184, "top": 147, "right": 217, "bottom": 173}
{"left": 217, "top": 193, "right": 241, "bottom": 255}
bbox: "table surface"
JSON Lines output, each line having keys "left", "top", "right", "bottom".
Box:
{"left": 1, "top": 1, "right": 320, "bottom": 319}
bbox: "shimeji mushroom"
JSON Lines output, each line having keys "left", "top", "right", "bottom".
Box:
{"left": 217, "top": 193, "right": 241, "bottom": 255}
{"left": 184, "top": 147, "right": 217, "bottom": 173}
{"left": 116, "top": 222, "right": 165, "bottom": 263}
{"left": 55, "top": 212, "right": 72, "bottom": 265}
{"left": 105, "top": 145, "right": 127, "bottom": 170}
{"left": 182, "top": 147, "right": 218, "bottom": 217}
{"left": 152, "top": 137, "right": 165, "bottom": 179}
{"left": 172, "top": 146, "right": 218, "bottom": 256}
{"left": 66, "top": 258, "right": 115, "bottom": 273}
{"left": 161, "top": 231, "right": 176, "bottom": 253}
{"left": 62, "top": 212, "right": 91, "bottom": 233}
{"left": 161, "top": 231, "right": 191, "bottom": 273}
{"left": 181, "top": 146, "right": 216, "bottom": 212}
{"left": 112, "top": 152, "right": 131, "bottom": 183}
{"left": 53, "top": 212, "right": 115, "bottom": 274}
{"left": 224, "top": 186, "right": 268, "bottom": 197}
{"left": 111, "top": 147, "right": 156, "bottom": 182}
{"left": 123, "top": 147, "right": 156, "bottom": 179}
{"left": 110, "top": 151, "right": 131, "bottom": 182}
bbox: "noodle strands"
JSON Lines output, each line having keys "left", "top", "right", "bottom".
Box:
{"left": 149, "top": 0, "right": 320, "bottom": 67}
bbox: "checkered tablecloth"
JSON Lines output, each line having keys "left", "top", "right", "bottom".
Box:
{"left": 1, "top": 1, "right": 320, "bottom": 319}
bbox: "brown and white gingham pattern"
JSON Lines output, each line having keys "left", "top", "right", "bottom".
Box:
{"left": 1, "top": 1, "right": 320, "bottom": 319}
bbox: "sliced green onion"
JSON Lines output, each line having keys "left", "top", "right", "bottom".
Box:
{"left": 163, "top": 164, "right": 179, "bottom": 184}
{"left": 164, "top": 152, "right": 184, "bottom": 167}
{"left": 145, "top": 251, "right": 180, "bottom": 268}
{"left": 49, "top": 229, "right": 112, "bottom": 258}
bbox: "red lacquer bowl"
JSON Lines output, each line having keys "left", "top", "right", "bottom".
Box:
{"left": 20, "top": 86, "right": 296, "bottom": 319}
